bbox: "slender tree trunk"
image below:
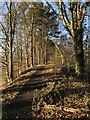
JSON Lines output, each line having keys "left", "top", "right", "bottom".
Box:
{"left": 20, "top": 38, "right": 23, "bottom": 72}
{"left": 26, "top": 43, "right": 29, "bottom": 68}
{"left": 9, "top": 1, "right": 13, "bottom": 81}
{"left": 43, "top": 30, "right": 47, "bottom": 64}
{"left": 18, "top": 29, "right": 23, "bottom": 73}
{"left": 30, "top": 14, "right": 35, "bottom": 66}
{"left": 5, "top": 51, "right": 9, "bottom": 80}
{"left": 24, "top": 26, "right": 30, "bottom": 68}
{"left": 16, "top": 36, "right": 19, "bottom": 76}
{"left": 33, "top": 21, "right": 35, "bottom": 66}
{"left": 44, "top": 42, "right": 47, "bottom": 64}
{"left": 16, "top": 26, "right": 20, "bottom": 76}
{"left": 38, "top": 47, "right": 40, "bottom": 65}
{"left": 40, "top": 23, "right": 45, "bottom": 64}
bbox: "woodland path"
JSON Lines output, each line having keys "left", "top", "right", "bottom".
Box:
{"left": 2, "top": 64, "right": 90, "bottom": 120}
{"left": 2, "top": 64, "right": 60, "bottom": 119}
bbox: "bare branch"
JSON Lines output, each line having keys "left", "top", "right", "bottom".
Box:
{"left": 62, "top": 2, "right": 70, "bottom": 24}
{"left": 0, "top": 22, "right": 9, "bottom": 39}
{"left": 80, "top": 2, "right": 90, "bottom": 26}
{"left": 5, "top": 1, "right": 9, "bottom": 11}
{"left": 0, "top": 22, "right": 9, "bottom": 47}
{"left": 59, "top": 1, "right": 73, "bottom": 38}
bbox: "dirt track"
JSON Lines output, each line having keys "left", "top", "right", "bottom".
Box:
{"left": 2, "top": 64, "right": 59, "bottom": 119}
{"left": 2, "top": 64, "right": 90, "bottom": 120}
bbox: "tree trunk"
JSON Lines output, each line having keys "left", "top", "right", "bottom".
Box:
{"left": 74, "top": 29, "right": 85, "bottom": 77}
{"left": 40, "top": 23, "right": 45, "bottom": 64}
{"left": 16, "top": 35, "right": 19, "bottom": 76}
{"left": 20, "top": 43, "right": 23, "bottom": 72}
{"left": 24, "top": 26, "right": 30, "bottom": 68}
{"left": 30, "top": 14, "right": 35, "bottom": 66}
{"left": 5, "top": 52, "right": 9, "bottom": 80}
{"left": 9, "top": 1, "right": 13, "bottom": 81}
{"left": 44, "top": 43, "right": 47, "bottom": 64}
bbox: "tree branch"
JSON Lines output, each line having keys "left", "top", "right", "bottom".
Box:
{"left": 0, "top": 22, "right": 9, "bottom": 47}
{"left": 62, "top": 2, "right": 70, "bottom": 24}
{"left": 59, "top": 1, "right": 73, "bottom": 38}
{"left": 0, "top": 22, "right": 8, "bottom": 39}
{"left": 80, "top": 2, "right": 90, "bottom": 27}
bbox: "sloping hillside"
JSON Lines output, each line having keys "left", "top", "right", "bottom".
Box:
{"left": 2, "top": 64, "right": 90, "bottom": 120}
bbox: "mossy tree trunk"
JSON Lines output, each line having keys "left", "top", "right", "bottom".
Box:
{"left": 74, "top": 29, "right": 85, "bottom": 75}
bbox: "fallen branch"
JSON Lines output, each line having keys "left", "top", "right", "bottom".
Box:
{"left": 63, "top": 107, "right": 81, "bottom": 113}
{"left": 42, "top": 104, "right": 89, "bottom": 114}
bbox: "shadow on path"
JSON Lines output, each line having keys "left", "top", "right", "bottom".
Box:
{"left": 2, "top": 65, "right": 57, "bottom": 119}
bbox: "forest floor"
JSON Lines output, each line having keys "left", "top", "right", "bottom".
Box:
{"left": 1, "top": 64, "right": 90, "bottom": 120}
